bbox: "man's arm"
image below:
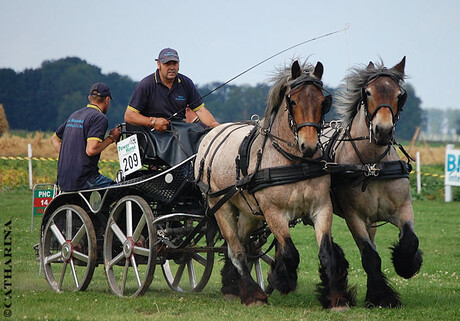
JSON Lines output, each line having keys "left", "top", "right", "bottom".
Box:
{"left": 86, "top": 128, "right": 121, "bottom": 157}
{"left": 195, "top": 106, "right": 220, "bottom": 128}
{"left": 51, "top": 134, "right": 61, "bottom": 154}
{"left": 124, "top": 108, "right": 152, "bottom": 127}
{"left": 124, "top": 108, "right": 170, "bottom": 131}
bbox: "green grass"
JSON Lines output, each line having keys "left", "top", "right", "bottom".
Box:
{"left": 1, "top": 188, "right": 459, "bottom": 320}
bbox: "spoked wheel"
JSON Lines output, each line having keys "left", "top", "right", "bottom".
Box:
{"left": 160, "top": 217, "right": 220, "bottom": 292}
{"left": 41, "top": 204, "right": 97, "bottom": 292}
{"left": 246, "top": 224, "right": 275, "bottom": 292}
{"left": 104, "top": 195, "right": 157, "bottom": 297}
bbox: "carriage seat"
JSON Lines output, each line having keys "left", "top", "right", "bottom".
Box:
{"left": 122, "top": 123, "right": 165, "bottom": 166}
{"left": 121, "top": 121, "right": 208, "bottom": 168}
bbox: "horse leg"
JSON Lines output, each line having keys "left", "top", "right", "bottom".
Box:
{"left": 347, "top": 219, "right": 401, "bottom": 308}
{"left": 391, "top": 222, "right": 423, "bottom": 279}
{"left": 314, "top": 212, "right": 356, "bottom": 310}
{"left": 264, "top": 214, "right": 299, "bottom": 295}
{"left": 215, "top": 206, "right": 267, "bottom": 305}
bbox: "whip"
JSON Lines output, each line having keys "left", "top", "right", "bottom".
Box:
{"left": 167, "top": 23, "right": 350, "bottom": 121}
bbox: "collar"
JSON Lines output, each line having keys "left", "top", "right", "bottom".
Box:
{"left": 87, "top": 104, "right": 102, "bottom": 113}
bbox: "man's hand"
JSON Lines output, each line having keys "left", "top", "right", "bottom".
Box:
{"left": 152, "top": 117, "right": 170, "bottom": 132}
{"left": 108, "top": 127, "right": 121, "bottom": 142}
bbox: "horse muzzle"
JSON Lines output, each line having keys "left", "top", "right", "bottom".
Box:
{"left": 372, "top": 123, "right": 394, "bottom": 146}
{"left": 299, "top": 138, "right": 319, "bottom": 158}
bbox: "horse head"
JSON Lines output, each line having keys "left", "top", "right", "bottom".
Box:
{"left": 362, "top": 57, "right": 407, "bottom": 145}
{"left": 285, "top": 60, "right": 331, "bottom": 157}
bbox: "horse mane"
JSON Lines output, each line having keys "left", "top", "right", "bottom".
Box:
{"left": 335, "top": 59, "right": 406, "bottom": 127}
{"left": 262, "top": 60, "right": 316, "bottom": 128}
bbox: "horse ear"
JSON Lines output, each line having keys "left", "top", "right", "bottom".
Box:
{"left": 366, "top": 61, "right": 375, "bottom": 70}
{"left": 393, "top": 56, "right": 406, "bottom": 74}
{"left": 291, "top": 60, "right": 301, "bottom": 79}
{"left": 313, "top": 61, "right": 324, "bottom": 79}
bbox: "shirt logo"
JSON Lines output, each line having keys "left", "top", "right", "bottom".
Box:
{"left": 66, "top": 118, "right": 84, "bottom": 129}
{"left": 175, "top": 96, "right": 186, "bottom": 101}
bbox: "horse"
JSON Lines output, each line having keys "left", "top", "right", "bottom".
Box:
{"left": 325, "top": 56, "right": 423, "bottom": 308}
{"left": 195, "top": 60, "right": 355, "bottom": 309}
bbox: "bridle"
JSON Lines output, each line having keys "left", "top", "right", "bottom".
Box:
{"left": 285, "top": 76, "right": 332, "bottom": 144}
{"left": 360, "top": 71, "right": 407, "bottom": 142}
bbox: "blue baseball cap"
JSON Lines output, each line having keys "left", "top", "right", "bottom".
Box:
{"left": 156, "top": 48, "right": 180, "bottom": 63}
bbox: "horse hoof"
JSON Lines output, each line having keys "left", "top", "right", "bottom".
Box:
{"left": 331, "top": 305, "right": 349, "bottom": 312}
{"left": 223, "top": 294, "right": 239, "bottom": 301}
{"left": 246, "top": 299, "right": 267, "bottom": 307}
{"left": 366, "top": 298, "right": 402, "bottom": 309}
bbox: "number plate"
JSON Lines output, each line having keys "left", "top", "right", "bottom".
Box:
{"left": 117, "top": 134, "right": 142, "bottom": 177}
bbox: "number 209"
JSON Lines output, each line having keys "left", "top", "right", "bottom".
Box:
{"left": 122, "top": 154, "right": 139, "bottom": 171}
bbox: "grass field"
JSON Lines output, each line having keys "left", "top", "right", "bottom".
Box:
{"left": 1, "top": 188, "right": 459, "bottom": 320}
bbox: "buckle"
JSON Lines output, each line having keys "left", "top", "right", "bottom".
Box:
{"left": 364, "top": 163, "right": 380, "bottom": 177}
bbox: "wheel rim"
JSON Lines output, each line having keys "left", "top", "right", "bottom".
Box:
{"left": 41, "top": 205, "right": 97, "bottom": 292}
{"left": 161, "top": 218, "right": 218, "bottom": 292}
{"left": 104, "top": 195, "right": 156, "bottom": 297}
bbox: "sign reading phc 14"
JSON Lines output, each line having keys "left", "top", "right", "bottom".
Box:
{"left": 445, "top": 149, "right": 460, "bottom": 187}
{"left": 33, "top": 189, "right": 54, "bottom": 216}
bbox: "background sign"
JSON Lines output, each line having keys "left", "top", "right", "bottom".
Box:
{"left": 33, "top": 188, "right": 54, "bottom": 216}
{"left": 117, "top": 134, "right": 142, "bottom": 177}
{"left": 445, "top": 148, "right": 460, "bottom": 187}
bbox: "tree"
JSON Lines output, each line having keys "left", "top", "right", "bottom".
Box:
{"left": 394, "top": 84, "right": 424, "bottom": 141}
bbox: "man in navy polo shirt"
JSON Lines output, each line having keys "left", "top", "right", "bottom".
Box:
{"left": 124, "top": 48, "right": 219, "bottom": 131}
{"left": 51, "top": 83, "right": 121, "bottom": 191}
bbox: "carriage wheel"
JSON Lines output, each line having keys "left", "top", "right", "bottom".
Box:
{"left": 161, "top": 218, "right": 219, "bottom": 292}
{"left": 104, "top": 195, "right": 157, "bottom": 297}
{"left": 41, "top": 204, "right": 97, "bottom": 292}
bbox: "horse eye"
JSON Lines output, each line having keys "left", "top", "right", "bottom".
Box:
{"left": 365, "top": 90, "right": 371, "bottom": 96}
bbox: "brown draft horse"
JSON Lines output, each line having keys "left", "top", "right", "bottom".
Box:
{"left": 326, "top": 57, "right": 423, "bottom": 307}
{"left": 195, "top": 60, "right": 355, "bottom": 308}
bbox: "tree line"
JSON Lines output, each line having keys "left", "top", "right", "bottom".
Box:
{"left": 0, "top": 57, "right": 423, "bottom": 140}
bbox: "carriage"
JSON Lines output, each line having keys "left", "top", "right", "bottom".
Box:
{"left": 37, "top": 57, "right": 421, "bottom": 309}
{"left": 37, "top": 122, "right": 276, "bottom": 298}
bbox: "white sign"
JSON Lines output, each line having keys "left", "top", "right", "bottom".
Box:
{"left": 445, "top": 148, "right": 460, "bottom": 187}
{"left": 117, "top": 134, "right": 142, "bottom": 177}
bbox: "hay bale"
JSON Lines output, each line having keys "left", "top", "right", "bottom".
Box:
{"left": 0, "top": 104, "right": 9, "bottom": 136}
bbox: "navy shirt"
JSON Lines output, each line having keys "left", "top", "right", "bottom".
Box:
{"left": 54, "top": 104, "right": 108, "bottom": 191}
{"left": 127, "top": 70, "right": 204, "bottom": 120}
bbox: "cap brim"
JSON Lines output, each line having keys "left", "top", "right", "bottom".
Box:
{"left": 156, "top": 58, "right": 180, "bottom": 63}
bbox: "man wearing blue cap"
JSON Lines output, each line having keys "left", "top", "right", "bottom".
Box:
{"left": 51, "top": 83, "right": 121, "bottom": 191}
{"left": 124, "top": 48, "right": 219, "bottom": 131}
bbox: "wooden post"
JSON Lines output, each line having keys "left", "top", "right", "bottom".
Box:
{"left": 445, "top": 144, "right": 454, "bottom": 202}
{"left": 416, "top": 151, "right": 421, "bottom": 194}
{"left": 28, "top": 143, "right": 33, "bottom": 189}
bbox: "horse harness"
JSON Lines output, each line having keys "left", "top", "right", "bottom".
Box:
{"left": 196, "top": 76, "right": 332, "bottom": 218}
{"left": 323, "top": 122, "right": 413, "bottom": 193}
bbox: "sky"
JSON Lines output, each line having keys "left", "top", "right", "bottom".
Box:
{"left": 0, "top": 0, "right": 458, "bottom": 110}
